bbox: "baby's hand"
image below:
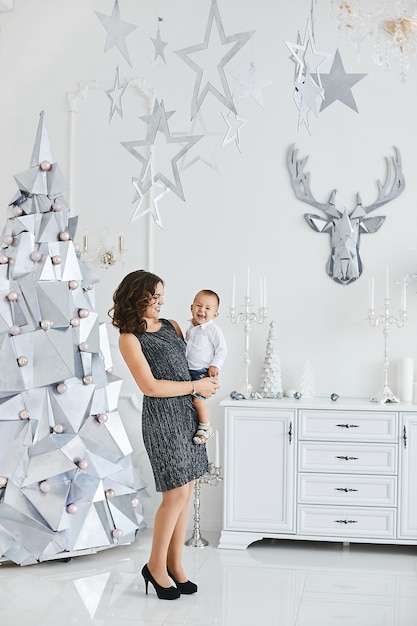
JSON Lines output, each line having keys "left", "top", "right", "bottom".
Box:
{"left": 208, "top": 366, "right": 219, "bottom": 378}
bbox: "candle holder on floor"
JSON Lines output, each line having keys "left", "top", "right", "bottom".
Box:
{"left": 185, "top": 463, "right": 222, "bottom": 548}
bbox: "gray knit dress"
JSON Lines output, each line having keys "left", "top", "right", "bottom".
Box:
{"left": 133, "top": 319, "right": 209, "bottom": 492}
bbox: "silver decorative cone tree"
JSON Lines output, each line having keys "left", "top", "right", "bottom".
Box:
{"left": 0, "top": 112, "right": 146, "bottom": 565}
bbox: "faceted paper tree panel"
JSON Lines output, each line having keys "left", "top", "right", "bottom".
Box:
{"left": 0, "top": 112, "right": 147, "bottom": 565}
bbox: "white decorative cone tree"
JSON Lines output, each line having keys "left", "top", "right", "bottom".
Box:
{"left": 260, "top": 320, "right": 283, "bottom": 398}
{"left": 0, "top": 112, "right": 146, "bottom": 565}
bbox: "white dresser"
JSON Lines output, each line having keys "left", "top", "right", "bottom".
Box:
{"left": 218, "top": 398, "right": 417, "bottom": 549}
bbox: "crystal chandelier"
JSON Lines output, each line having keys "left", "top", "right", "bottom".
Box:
{"left": 331, "top": 0, "right": 417, "bottom": 80}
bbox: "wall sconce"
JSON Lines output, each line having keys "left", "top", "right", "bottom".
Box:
{"left": 82, "top": 229, "right": 126, "bottom": 269}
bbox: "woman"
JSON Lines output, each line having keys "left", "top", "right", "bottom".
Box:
{"left": 109, "top": 270, "right": 219, "bottom": 600}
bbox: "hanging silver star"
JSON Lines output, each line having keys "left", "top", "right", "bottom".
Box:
{"left": 179, "top": 110, "right": 223, "bottom": 174}
{"left": 151, "top": 25, "right": 168, "bottom": 64}
{"left": 221, "top": 109, "right": 247, "bottom": 152}
{"left": 229, "top": 61, "right": 273, "bottom": 107}
{"left": 121, "top": 99, "right": 203, "bottom": 201}
{"left": 105, "top": 66, "right": 128, "bottom": 122}
{"left": 295, "top": 68, "right": 324, "bottom": 130}
{"left": 95, "top": 0, "right": 137, "bottom": 67}
{"left": 314, "top": 49, "right": 367, "bottom": 113}
{"left": 129, "top": 178, "right": 166, "bottom": 229}
{"left": 174, "top": 0, "right": 255, "bottom": 120}
{"left": 285, "top": 18, "right": 329, "bottom": 87}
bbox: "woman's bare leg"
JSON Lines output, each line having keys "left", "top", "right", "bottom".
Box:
{"left": 166, "top": 481, "right": 194, "bottom": 582}
{"left": 147, "top": 483, "right": 191, "bottom": 587}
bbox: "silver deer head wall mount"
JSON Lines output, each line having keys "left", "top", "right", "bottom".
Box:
{"left": 287, "top": 145, "right": 405, "bottom": 285}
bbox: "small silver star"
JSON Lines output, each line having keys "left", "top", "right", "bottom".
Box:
{"left": 315, "top": 49, "right": 367, "bottom": 113}
{"left": 151, "top": 25, "right": 168, "bottom": 64}
{"left": 229, "top": 61, "right": 273, "bottom": 107}
{"left": 221, "top": 110, "right": 246, "bottom": 152}
{"left": 105, "top": 66, "right": 128, "bottom": 122}
{"left": 285, "top": 18, "right": 329, "bottom": 87}
{"left": 179, "top": 110, "right": 223, "bottom": 174}
{"left": 95, "top": 0, "right": 137, "bottom": 67}
{"left": 295, "top": 68, "right": 324, "bottom": 129}
{"left": 175, "top": 0, "right": 254, "bottom": 119}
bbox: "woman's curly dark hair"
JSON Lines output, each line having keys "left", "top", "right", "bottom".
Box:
{"left": 108, "top": 269, "right": 164, "bottom": 334}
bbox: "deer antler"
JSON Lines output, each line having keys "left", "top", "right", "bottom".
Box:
{"left": 287, "top": 144, "right": 339, "bottom": 217}
{"left": 362, "top": 147, "right": 405, "bottom": 214}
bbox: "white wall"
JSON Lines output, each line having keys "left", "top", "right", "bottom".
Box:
{"left": 1, "top": 0, "right": 417, "bottom": 531}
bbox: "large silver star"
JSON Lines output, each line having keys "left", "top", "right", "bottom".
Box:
{"left": 121, "top": 99, "right": 202, "bottom": 201}
{"left": 174, "top": 0, "right": 254, "bottom": 120}
{"left": 315, "top": 49, "right": 367, "bottom": 113}
{"left": 105, "top": 66, "right": 128, "bottom": 122}
{"left": 95, "top": 0, "right": 137, "bottom": 67}
{"left": 151, "top": 25, "right": 168, "bottom": 64}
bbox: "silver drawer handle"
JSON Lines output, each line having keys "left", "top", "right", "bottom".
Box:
{"left": 335, "top": 455, "right": 358, "bottom": 461}
{"left": 335, "top": 519, "right": 358, "bottom": 524}
{"left": 336, "top": 424, "right": 359, "bottom": 429}
{"left": 335, "top": 487, "right": 358, "bottom": 493}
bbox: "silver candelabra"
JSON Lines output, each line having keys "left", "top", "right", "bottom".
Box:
{"left": 229, "top": 296, "right": 267, "bottom": 398}
{"left": 185, "top": 463, "right": 222, "bottom": 548}
{"left": 368, "top": 295, "right": 407, "bottom": 404}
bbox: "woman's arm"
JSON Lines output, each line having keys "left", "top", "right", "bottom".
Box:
{"left": 119, "top": 332, "right": 218, "bottom": 398}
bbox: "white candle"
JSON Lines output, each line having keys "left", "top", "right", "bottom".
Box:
{"left": 214, "top": 430, "right": 220, "bottom": 467}
{"left": 263, "top": 275, "right": 267, "bottom": 308}
{"left": 246, "top": 267, "right": 250, "bottom": 298}
{"left": 259, "top": 277, "right": 263, "bottom": 308}
{"left": 385, "top": 266, "right": 389, "bottom": 299}
{"left": 369, "top": 276, "right": 375, "bottom": 310}
{"left": 83, "top": 232, "right": 88, "bottom": 253}
{"left": 231, "top": 275, "right": 236, "bottom": 308}
{"left": 118, "top": 232, "right": 124, "bottom": 253}
{"left": 402, "top": 277, "right": 407, "bottom": 311}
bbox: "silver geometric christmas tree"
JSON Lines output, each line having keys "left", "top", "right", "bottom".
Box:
{"left": 0, "top": 112, "right": 147, "bottom": 565}
{"left": 259, "top": 320, "right": 283, "bottom": 398}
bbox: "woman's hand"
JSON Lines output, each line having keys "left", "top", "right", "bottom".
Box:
{"left": 194, "top": 376, "right": 219, "bottom": 399}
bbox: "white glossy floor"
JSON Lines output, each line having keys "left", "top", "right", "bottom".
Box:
{"left": 1, "top": 528, "right": 417, "bottom": 626}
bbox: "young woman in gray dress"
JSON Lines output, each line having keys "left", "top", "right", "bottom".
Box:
{"left": 109, "top": 270, "right": 219, "bottom": 600}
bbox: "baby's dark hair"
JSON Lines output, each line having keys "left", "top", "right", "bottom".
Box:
{"left": 194, "top": 289, "right": 220, "bottom": 307}
{"left": 109, "top": 269, "right": 164, "bottom": 334}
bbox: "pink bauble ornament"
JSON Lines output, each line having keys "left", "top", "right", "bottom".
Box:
{"left": 13, "top": 206, "right": 23, "bottom": 217}
{"left": 39, "top": 481, "right": 51, "bottom": 493}
{"left": 68, "top": 280, "right": 78, "bottom": 290}
{"left": 30, "top": 250, "right": 42, "bottom": 262}
{"left": 40, "top": 319, "right": 53, "bottom": 330}
{"left": 59, "top": 231, "right": 70, "bottom": 241}
{"left": 56, "top": 383, "right": 67, "bottom": 394}
{"left": 3, "top": 234, "right": 13, "bottom": 245}
{"left": 97, "top": 413, "right": 108, "bottom": 424}
{"left": 83, "top": 285, "right": 93, "bottom": 291}
{"left": 40, "top": 160, "right": 51, "bottom": 171}
{"left": 53, "top": 424, "right": 64, "bottom": 434}
{"left": 77, "top": 459, "right": 88, "bottom": 470}
{"left": 83, "top": 375, "right": 93, "bottom": 385}
{"left": 73, "top": 243, "right": 80, "bottom": 253}
{"left": 112, "top": 529, "right": 123, "bottom": 539}
{"left": 0, "top": 254, "right": 8, "bottom": 264}
{"left": 106, "top": 367, "right": 113, "bottom": 375}
{"left": 105, "top": 489, "right": 115, "bottom": 499}
{"left": 17, "top": 356, "right": 28, "bottom": 367}
{"left": 7, "top": 290, "right": 19, "bottom": 302}
{"left": 70, "top": 317, "right": 80, "bottom": 327}
{"left": 51, "top": 255, "right": 62, "bottom": 265}
{"left": 78, "top": 308, "right": 89, "bottom": 318}
{"left": 131, "top": 497, "right": 140, "bottom": 508}
{"left": 19, "top": 409, "right": 30, "bottom": 420}
{"left": 51, "top": 201, "right": 62, "bottom": 212}
{"left": 9, "top": 325, "right": 21, "bottom": 336}
{"left": 78, "top": 342, "right": 89, "bottom": 352}
{"left": 0, "top": 476, "right": 7, "bottom": 488}
{"left": 67, "top": 503, "right": 78, "bottom": 514}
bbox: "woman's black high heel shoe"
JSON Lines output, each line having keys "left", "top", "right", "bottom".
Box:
{"left": 142, "top": 564, "right": 180, "bottom": 600}
{"left": 167, "top": 569, "right": 198, "bottom": 594}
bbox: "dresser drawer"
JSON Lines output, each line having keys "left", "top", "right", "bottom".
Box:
{"left": 298, "top": 442, "right": 398, "bottom": 474}
{"left": 298, "top": 473, "right": 397, "bottom": 506}
{"left": 299, "top": 410, "right": 398, "bottom": 442}
{"left": 298, "top": 505, "right": 396, "bottom": 538}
